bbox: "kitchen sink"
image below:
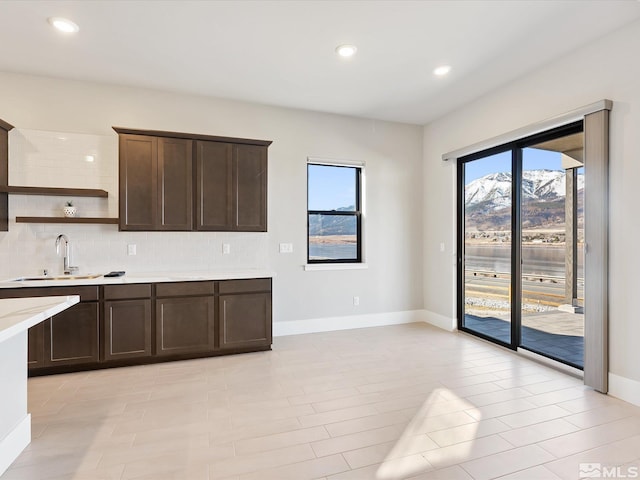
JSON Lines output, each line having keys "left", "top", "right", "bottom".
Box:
{"left": 11, "top": 273, "right": 104, "bottom": 282}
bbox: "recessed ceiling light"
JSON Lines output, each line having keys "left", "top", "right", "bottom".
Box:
{"left": 48, "top": 17, "right": 79, "bottom": 34}
{"left": 433, "top": 65, "right": 452, "bottom": 77}
{"left": 336, "top": 44, "right": 357, "bottom": 58}
{"left": 85, "top": 155, "right": 95, "bottom": 162}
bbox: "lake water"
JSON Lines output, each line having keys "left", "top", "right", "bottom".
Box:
{"left": 309, "top": 244, "right": 357, "bottom": 260}
{"left": 465, "top": 244, "right": 584, "bottom": 278}
{"left": 309, "top": 242, "right": 582, "bottom": 278}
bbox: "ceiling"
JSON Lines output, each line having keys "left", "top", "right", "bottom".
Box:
{"left": 1, "top": 1, "right": 639, "bottom": 125}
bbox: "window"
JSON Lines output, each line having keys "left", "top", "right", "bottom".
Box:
{"left": 307, "top": 162, "right": 362, "bottom": 263}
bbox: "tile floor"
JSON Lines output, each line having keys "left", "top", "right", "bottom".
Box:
{"left": 3, "top": 322, "right": 640, "bottom": 480}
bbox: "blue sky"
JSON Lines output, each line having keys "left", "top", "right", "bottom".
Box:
{"left": 308, "top": 164, "right": 357, "bottom": 211}
{"left": 464, "top": 148, "right": 563, "bottom": 184}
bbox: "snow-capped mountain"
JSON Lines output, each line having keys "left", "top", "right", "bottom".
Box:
{"left": 465, "top": 169, "right": 584, "bottom": 210}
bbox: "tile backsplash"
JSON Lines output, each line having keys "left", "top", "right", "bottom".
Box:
{"left": 0, "top": 128, "right": 269, "bottom": 279}
{"left": 9, "top": 127, "right": 118, "bottom": 218}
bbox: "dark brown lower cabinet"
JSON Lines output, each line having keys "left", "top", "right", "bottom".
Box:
{"left": 27, "top": 307, "right": 100, "bottom": 370}
{"left": 47, "top": 302, "right": 100, "bottom": 367}
{"left": 219, "top": 279, "right": 272, "bottom": 350}
{"left": 104, "top": 299, "right": 152, "bottom": 361}
{"left": 2, "top": 278, "right": 270, "bottom": 375}
{"left": 0, "top": 286, "right": 99, "bottom": 371}
{"left": 27, "top": 322, "right": 45, "bottom": 368}
{"left": 219, "top": 292, "right": 271, "bottom": 350}
{"left": 156, "top": 296, "right": 216, "bottom": 355}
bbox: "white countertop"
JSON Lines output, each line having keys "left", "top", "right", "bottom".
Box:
{"left": 0, "top": 269, "right": 274, "bottom": 289}
{"left": 0, "top": 296, "right": 80, "bottom": 343}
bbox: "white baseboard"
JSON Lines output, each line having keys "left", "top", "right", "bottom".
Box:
{"left": 273, "top": 310, "right": 426, "bottom": 337}
{"left": 422, "top": 309, "right": 457, "bottom": 332}
{"left": 0, "top": 414, "right": 30, "bottom": 477}
{"left": 609, "top": 373, "right": 640, "bottom": 407}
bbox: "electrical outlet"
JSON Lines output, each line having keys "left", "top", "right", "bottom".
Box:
{"left": 353, "top": 296, "right": 360, "bottom": 306}
{"left": 127, "top": 244, "right": 137, "bottom": 256}
{"left": 279, "top": 243, "right": 293, "bottom": 253}
{"left": 222, "top": 243, "right": 231, "bottom": 255}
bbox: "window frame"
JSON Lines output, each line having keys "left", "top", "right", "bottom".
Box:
{"left": 307, "top": 161, "right": 363, "bottom": 265}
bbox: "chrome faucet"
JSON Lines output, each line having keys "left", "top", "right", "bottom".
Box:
{"left": 55, "top": 234, "right": 78, "bottom": 275}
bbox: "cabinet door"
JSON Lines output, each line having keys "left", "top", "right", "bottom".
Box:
{"left": 0, "top": 126, "right": 7, "bottom": 231}
{"left": 195, "top": 141, "right": 233, "bottom": 230}
{"left": 104, "top": 299, "right": 152, "bottom": 361}
{"left": 156, "top": 296, "right": 215, "bottom": 355}
{"left": 119, "top": 134, "right": 158, "bottom": 230}
{"left": 234, "top": 144, "right": 267, "bottom": 231}
{"left": 46, "top": 302, "right": 99, "bottom": 367}
{"left": 158, "top": 137, "right": 193, "bottom": 230}
{"left": 219, "top": 292, "right": 272, "bottom": 350}
{"left": 27, "top": 322, "right": 45, "bottom": 369}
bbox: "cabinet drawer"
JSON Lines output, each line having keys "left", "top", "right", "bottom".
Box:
{"left": 219, "top": 278, "right": 271, "bottom": 294}
{"left": 155, "top": 281, "right": 215, "bottom": 298}
{"left": 0, "top": 285, "right": 99, "bottom": 301}
{"left": 104, "top": 284, "right": 152, "bottom": 300}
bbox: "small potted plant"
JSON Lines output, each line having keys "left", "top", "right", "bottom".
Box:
{"left": 63, "top": 200, "right": 77, "bottom": 217}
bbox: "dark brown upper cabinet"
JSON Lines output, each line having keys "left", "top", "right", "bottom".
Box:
{"left": 0, "top": 118, "right": 14, "bottom": 231}
{"left": 114, "top": 127, "right": 270, "bottom": 232}
{"left": 196, "top": 141, "right": 267, "bottom": 231}
{"left": 196, "top": 141, "right": 233, "bottom": 230}
{"left": 235, "top": 144, "right": 268, "bottom": 231}
{"left": 118, "top": 133, "right": 193, "bottom": 231}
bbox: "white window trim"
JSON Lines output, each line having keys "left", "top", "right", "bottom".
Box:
{"left": 303, "top": 263, "right": 368, "bottom": 271}
{"left": 307, "top": 156, "right": 365, "bottom": 168}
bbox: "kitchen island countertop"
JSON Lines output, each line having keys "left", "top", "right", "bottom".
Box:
{"left": 0, "top": 295, "right": 79, "bottom": 476}
{"left": 0, "top": 295, "right": 79, "bottom": 343}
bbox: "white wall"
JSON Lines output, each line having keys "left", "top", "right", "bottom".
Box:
{"left": 423, "top": 20, "right": 640, "bottom": 401}
{"left": 0, "top": 72, "right": 424, "bottom": 327}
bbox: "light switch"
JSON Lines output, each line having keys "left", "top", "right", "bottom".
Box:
{"left": 222, "top": 243, "right": 231, "bottom": 255}
{"left": 440, "top": 242, "right": 445, "bottom": 252}
{"left": 128, "top": 244, "right": 137, "bottom": 256}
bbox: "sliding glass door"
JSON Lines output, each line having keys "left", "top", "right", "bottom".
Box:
{"left": 520, "top": 139, "right": 585, "bottom": 367}
{"left": 461, "top": 150, "right": 513, "bottom": 345}
{"left": 458, "top": 123, "right": 585, "bottom": 369}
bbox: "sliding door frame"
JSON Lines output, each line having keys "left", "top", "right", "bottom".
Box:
{"left": 456, "top": 144, "right": 515, "bottom": 349}
{"left": 450, "top": 100, "right": 611, "bottom": 392}
{"left": 456, "top": 115, "right": 611, "bottom": 386}
{"left": 583, "top": 109, "right": 609, "bottom": 392}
